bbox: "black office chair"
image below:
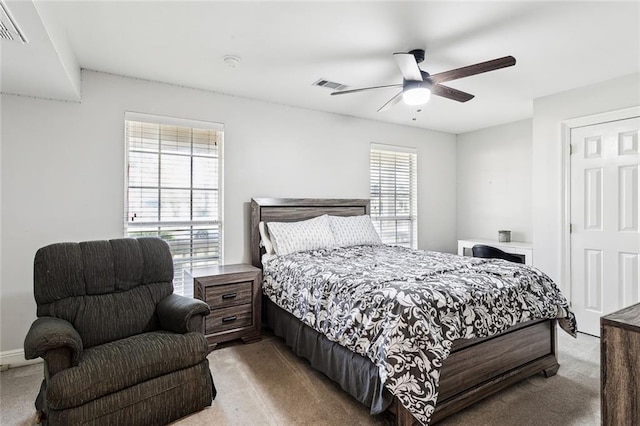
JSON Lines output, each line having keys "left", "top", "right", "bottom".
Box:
{"left": 471, "top": 244, "right": 525, "bottom": 264}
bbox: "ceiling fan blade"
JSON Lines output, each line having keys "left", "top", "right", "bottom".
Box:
{"left": 377, "top": 91, "right": 403, "bottom": 112}
{"left": 431, "top": 84, "right": 475, "bottom": 102}
{"left": 330, "top": 84, "right": 402, "bottom": 96}
{"left": 429, "top": 56, "right": 516, "bottom": 84}
{"left": 393, "top": 53, "right": 423, "bottom": 81}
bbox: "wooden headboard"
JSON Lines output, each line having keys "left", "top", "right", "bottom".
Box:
{"left": 250, "top": 198, "right": 371, "bottom": 268}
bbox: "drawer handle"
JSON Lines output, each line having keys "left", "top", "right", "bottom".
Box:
{"left": 222, "top": 316, "right": 237, "bottom": 323}
{"left": 222, "top": 292, "right": 237, "bottom": 300}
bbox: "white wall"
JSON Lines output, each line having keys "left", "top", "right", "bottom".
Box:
{"left": 0, "top": 70, "right": 456, "bottom": 355}
{"left": 532, "top": 72, "right": 640, "bottom": 293}
{"left": 456, "top": 119, "right": 532, "bottom": 243}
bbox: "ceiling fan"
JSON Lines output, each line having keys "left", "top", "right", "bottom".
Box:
{"left": 331, "top": 49, "right": 516, "bottom": 112}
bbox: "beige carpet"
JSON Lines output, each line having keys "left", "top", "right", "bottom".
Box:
{"left": 0, "top": 330, "right": 600, "bottom": 425}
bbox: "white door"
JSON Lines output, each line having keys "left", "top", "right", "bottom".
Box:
{"left": 570, "top": 117, "right": 640, "bottom": 337}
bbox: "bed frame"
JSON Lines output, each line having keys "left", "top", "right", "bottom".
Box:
{"left": 250, "top": 198, "right": 559, "bottom": 425}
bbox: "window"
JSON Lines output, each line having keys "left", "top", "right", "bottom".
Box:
{"left": 125, "top": 112, "right": 223, "bottom": 295}
{"left": 369, "top": 143, "right": 418, "bottom": 249}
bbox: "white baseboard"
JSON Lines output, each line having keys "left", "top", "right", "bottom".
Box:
{"left": 0, "top": 349, "right": 42, "bottom": 370}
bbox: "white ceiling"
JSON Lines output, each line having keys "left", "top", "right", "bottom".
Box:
{"left": 2, "top": 1, "right": 639, "bottom": 134}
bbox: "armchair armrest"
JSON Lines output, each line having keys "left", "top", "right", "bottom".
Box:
{"left": 157, "top": 294, "right": 210, "bottom": 333}
{"left": 24, "top": 317, "right": 83, "bottom": 374}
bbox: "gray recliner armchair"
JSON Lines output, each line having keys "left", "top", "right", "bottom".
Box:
{"left": 23, "top": 237, "right": 216, "bottom": 425}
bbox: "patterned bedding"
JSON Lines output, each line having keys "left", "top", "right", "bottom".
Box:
{"left": 262, "top": 244, "right": 577, "bottom": 425}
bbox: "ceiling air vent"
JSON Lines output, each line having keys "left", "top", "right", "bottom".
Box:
{"left": 312, "top": 78, "right": 347, "bottom": 91}
{"left": 0, "top": 0, "right": 27, "bottom": 43}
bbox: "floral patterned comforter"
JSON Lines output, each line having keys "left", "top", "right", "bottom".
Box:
{"left": 262, "top": 245, "right": 577, "bottom": 425}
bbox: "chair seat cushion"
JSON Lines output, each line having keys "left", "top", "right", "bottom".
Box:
{"left": 47, "top": 331, "right": 209, "bottom": 410}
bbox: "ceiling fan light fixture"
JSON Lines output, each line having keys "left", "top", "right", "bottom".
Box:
{"left": 403, "top": 81, "right": 431, "bottom": 105}
{"left": 331, "top": 50, "right": 515, "bottom": 111}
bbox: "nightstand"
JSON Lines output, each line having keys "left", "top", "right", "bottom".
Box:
{"left": 185, "top": 264, "right": 262, "bottom": 350}
{"left": 601, "top": 302, "right": 640, "bottom": 425}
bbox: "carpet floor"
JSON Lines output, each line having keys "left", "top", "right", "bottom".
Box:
{"left": 0, "top": 330, "right": 600, "bottom": 425}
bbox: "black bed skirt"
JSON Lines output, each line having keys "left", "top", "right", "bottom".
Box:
{"left": 265, "top": 297, "right": 393, "bottom": 414}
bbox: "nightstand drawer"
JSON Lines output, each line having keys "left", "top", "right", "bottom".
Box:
{"left": 206, "top": 304, "right": 253, "bottom": 334}
{"left": 186, "top": 263, "right": 261, "bottom": 350}
{"left": 205, "top": 281, "right": 252, "bottom": 309}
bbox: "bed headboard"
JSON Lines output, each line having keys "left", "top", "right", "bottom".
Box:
{"left": 250, "top": 198, "right": 371, "bottom": 268}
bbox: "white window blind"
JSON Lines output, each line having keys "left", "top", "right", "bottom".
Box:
{"left": 124, "top": 113, "right": 223, "bottom": 295}
{"left": 370, "top": 143, "right": 418, "bottom": 249}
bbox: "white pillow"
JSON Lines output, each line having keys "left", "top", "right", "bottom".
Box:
{"left": 328, "top": 215, "right": 382, "bottom": 247}
{"left": 267, "top": 215, "right": 336, "bottom": 256}
{"left": 258, "top": 221, "right": 275, "bottom": 255}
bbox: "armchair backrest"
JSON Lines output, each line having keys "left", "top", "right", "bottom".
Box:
{"left": 34, "top": 237, "right": 174, "bottom": 348}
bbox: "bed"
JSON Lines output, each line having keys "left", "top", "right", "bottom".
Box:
{"left": 250, "top": 198, "right": 576, "bottom": 425}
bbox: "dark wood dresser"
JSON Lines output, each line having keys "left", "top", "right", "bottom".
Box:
{"left": 601, "top": 302, "right": 640, "bottom": 425}
{"left": 186, "top": 264, "right": 262, "bottom": 350}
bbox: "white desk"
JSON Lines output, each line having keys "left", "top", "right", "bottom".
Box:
{"left": 457, "top": 238, "right": 533, "bottom": 266}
